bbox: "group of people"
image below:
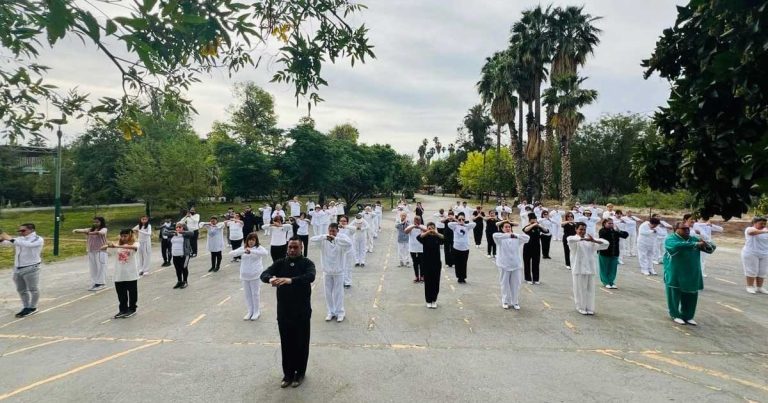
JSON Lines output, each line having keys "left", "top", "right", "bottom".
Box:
{"left": 2, "top": 197, "right": 768, "bottom": 389}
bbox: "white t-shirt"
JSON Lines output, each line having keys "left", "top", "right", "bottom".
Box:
{"left": 448, "top": 222, "right": 476, "bottom": 251}
{"left": 743, "top": 227, "right": 768, "bottom": 256}
{"left": 493, "top": 232, "right": 530, "bottom": 271}
{"left": 113, "top": 243, "right": 139, "bottom": 282}
{"left": 408, "top": 226, "right": 425, "bottom": 253}
{"left": 288, "top": 201, "right": 301, "bottom": 217}
{"left": 206, "top": 223, "right": 226, "bottom": 252}
{"left": 297, "top": 219, "right": 309, "bottom": 236}
{"left": 227, "top": 221, "right": 244, "bottom": 241}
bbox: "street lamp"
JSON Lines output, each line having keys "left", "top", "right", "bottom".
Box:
{"left": 53, "top": 126, "right": 62, "bottom": 256}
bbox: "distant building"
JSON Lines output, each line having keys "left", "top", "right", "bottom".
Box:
{"left": 0, "top": 145, "right": 55, "bottom": 175}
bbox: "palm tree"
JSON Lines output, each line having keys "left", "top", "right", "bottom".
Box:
{"left": 447, "top": 143, "right": 455, "bottom": 155}
{"left": 417, "top": 139, "right": 427, "bottom": 167}
{"left": 510, "top": 5, "right": 553, "bottom": 200}
{"left": 478, "top": 50, "right": 523, "bottom": 198}
{"left": 426, "top": 147, "right": 436, "bottom": 165}
{"left": 463, "top": 104, "right": 493, "bottom": 152}
{"left": 547, "top": 75, "right": 597, "bottom": 203}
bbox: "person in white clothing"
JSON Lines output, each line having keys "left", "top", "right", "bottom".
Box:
{"left": 225, "top": 213, "right": 244, "bottom": 263}
{"left": 637, "top": 218, "right": 661, "bottom": 275}
{"left": 349, "top": 214, "right": 369, "bottom": 266}
{"left": 611, "top": 210, "right": 630, "bottom": 264}
{"left": 72, "top": 217, "right": 108, "bottom": 291}
{"left": 295, "top": 212, "right": 311, "bottom": 257}
{"left": 181, "top": 208, "right": 201, "bottom": 257}
{"left": 309, "top": 206, "right": 325, "bottom": 236}
{"left": 395, "top": 213, "right": 412, "bottom": 267}
{"left": 337, "top": 216, "right": 356, "bottom": 288}
{"left": 259, "top": 204, "right": 273, "bottom": 235}
{"left": 602, "top": 203, "right": 616, "bottom": 219}
{"left": 230, "top": 232, "right": 269, "bottom": 320}
{"left": 102, "top": 229, "right": 140, "bottom": 318}
{"left": 549, "top": 207, "right": 563, "bottom": 241}
{"left": 621, "top": 210, "right": 642, "bottom": 257}
{"left": 568, "top": 222, "right": 610, "bottom": 315}
{"left": 272, "top": 204, "right": 287, "bottom": 221}
{"left": 132, "top": 216, "right": 152, "bottom": 276}
{"left": 321, "top": 205, "right": 332, "bottom": 234}
{"left": 447, "top": 213, "right": 476, "bottom": 283}
{"left": 405, "top": 216, "right": 427, "bottom": 283}
{"left": 741, "top": 217, "right": 768, "bottom": 294}
{"left": 311, "top": 223, "right": 352, "bottom": 322}
{"left": 288, "top": 197, "right": 302, "bottom": 218}
{"left": 306, "top": 200, "right": 316, "bottom": 212}
{"left": 493, "top": 221, "right": 530, "bottom": 310}
{"left": 374, "top": 201, "right": 383, "bottom": 235}
{"left": 692, "top": 215, "right": 723, "bottom": 278}
{"left": 0, "top": 223, "right": 44, "bottom": 318}
{"left": 200, "top": 216, "right": 226, "bottom": 272}
{"left": 362, "top": 206, "right": 377, "bottom": 249}
{"left": 577, "top": 209, "right": 600, "bottom": 237}
{"left": 262, "top": 216, "right": 291, "bottom": 262}
{"left": 651, "top": 213, "right": 673, "bottom": 264}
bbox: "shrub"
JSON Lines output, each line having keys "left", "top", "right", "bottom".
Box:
{"left": 618, "top": 189, "right": 694, "bottom": 211}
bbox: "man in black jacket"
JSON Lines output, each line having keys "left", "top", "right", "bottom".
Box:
{"left": 242, "top": 205, "right": 258, "bottom": 236}
{"left": 260, "top": 237, "right": 316, "bottom": 388}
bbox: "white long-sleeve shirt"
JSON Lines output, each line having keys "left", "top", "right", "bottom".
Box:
{"left": 296, "top": 219, "right": 310, "bottom": 236}
{"left": 637, "top": 222, "right": 657, "bottom": 246}
{"left": 132, "top": 224, "right": 152, "bottom": 243}
{"left": 1, "top": 232, "right": 44, "bottom": 269}
{"left": 493, "top": 232, "right": 530, "bottom": 271}
{"left": 447, "top": 221, "right": 476, "bottom": 251}
{"left": 230, "top": 245, "right": 268, "bottom": 280}
{"left": 181, "top": 214, "right": 200, "bottom": 230}
{"left": 567, "top": 235, "right": 610, "bottom": 275}
{"left": 262, "top": 224, "right": 291, "bottom": 246}
{"left": 692, "top": 222, "right": 723, "bottom": 242}
{"left": 576, "top": 216, "right": 600, "bottom": 237}
{"left": 288, "top": 201, "right": 301, "bottom": 217}
{"left": 350, "top": 219, "right": 369, "bottom": 239}
{"left": 203, "top": 222, "right": 225, "bottom": 252}
{"left": 271, "top": 209, "right": 287, "bottom": 220}
{"left": 311, "top": 234, "right": 352, "bottom": 274}
{"left": 539, "top": 218, "right": 556, "bottom": 236}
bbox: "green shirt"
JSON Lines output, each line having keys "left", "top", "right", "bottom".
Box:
{"left": 663, "top": 233, "right": 709, "bottom": 292}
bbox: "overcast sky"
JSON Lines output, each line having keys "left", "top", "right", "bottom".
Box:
{"left": 30, "top": 0, "right": 682, "bottom": 154}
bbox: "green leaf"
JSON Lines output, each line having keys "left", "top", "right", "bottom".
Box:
{"left": 105, "top": 19, "right": 118, "bottom": 36}
{"left": 46, "top": 0, "right": 71, "bottom": 44}
{"left": 80, "top": 11, "right": 100, "bottom": 42}
{"left": 141, "top": 0, "right": 158, "bottom": 12}
{"left": 181, "top": 15, "right": 207, "bottom": 24}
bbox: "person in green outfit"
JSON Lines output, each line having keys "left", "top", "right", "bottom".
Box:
{"left": 663, "top": 221, "right": 716, "bottom": 326}
{"left": 598, "top": 218, "right": 629, "bottom": 289}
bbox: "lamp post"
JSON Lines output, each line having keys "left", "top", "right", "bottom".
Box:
{"left": 53, "top": 126, "right": 62, "bottom": 256}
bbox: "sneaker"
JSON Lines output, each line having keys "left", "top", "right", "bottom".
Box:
{"left": 161, "top": 262, "right": 171, "bottom": 267}
{"left": 604, "top": 284, "right": 612, "bottom": 289}
{"left": 18, "top": 308, "right": 37, "bottom": 317}
{"left": 758, "top": 287, "right": 768, "bottom": 294}
{"left": 672, "top": 318, "right": 686, "bottom": 325}
{"left": 419, "top": 276, "right": 424, "bottom": 282}
{"left": 336, "top": 315, "right": 345, "bottom": 323}
{"left": 87, "top": 284, "right": 99, "bottom": 291}
{"left": 650, "top": 270, "right": 658, "bottom": 276}
{"left": 426, "top": 303, "right": 432, "bottom": 308}
{"left": 586, "top": 311, "right": 595, "bottom": 315}
{"left": 685, "top": 319, "right": 697, "bottom": 326}
{"left": 208, "top": 268, "right": 215, "bottom": 272}
{"left": 502, "top": 304, "right": 510, "bottom": 310}
{"left": 611, "top": 285, "right": 619, "bottom": 289}
{"left": 251, "top": 312, "right": 260, "bottom": 321}
{"left": 213, "top": 267, "right": 220, "bottom": 272}
{"left": 280, "top": 380, "right": 292, "bottom": 388}
{"left": 94, "top": 284, "right": 106, "bottom": 291}
{"left": 354, "top": 263, "right": 360, "bottom": 267}
{"left": 413, "top": 278, "right": 420, "bottom": 283}
{"left": 565, "top": 266, "right": 571, "bottom": 270}
{"left": 291, "top": 375, "right": 304, "bottom": 388}
{"left": 577, "top": 309, "right": 588, "bottom": 315}
{"left": 344, "top": 284, "right": 351, "bottom": 289}
{"left": 123, "top": 310, "right": 136, "bottom": 318}
{"left": 642, "top": 272, "right": 650, "bottom": 276}
{"left": 746, "top": 286, "right": 757, "bottom": 294}
{"left": 486, "top": 254, "right": 492, "bottom": 258}
{"left": 114, "top": 312, "right": 127, "bottom": 319}
{"left": 325, "top": 314, "right": 334, "bottom": 321}
{"left": 652, "top": 261, "right": 659, "bottom": 265}
{"left": 173, "top": 282, "right": 182, "bottom": 289}
{"left": 15, "top": 308, "right": 29, "bottom": 318}
{"left": 534, "top": 281, "right": 541, "bottom": 285}
{"left": 618, "top": 260, "right": 624, "bottom": 265}
{"left": 180, "top": 281, "right": 188, "bottom": 289}
{"left": 432, "top": 302, "right": 438, "bottom": 308}
{"left": 512, "top": 304, "right": 520, "bottom": 310}
{"left": 244, "top": 313, "right": 253, "bottom": 320}
{"left": 527, "top": 281, "right": 534, "bottom": 285}
{"left": 360, "top": 263, "right": 365, "bottom": 267}
{"left": 139, "top": 271, "right": 145, "bottom": 276}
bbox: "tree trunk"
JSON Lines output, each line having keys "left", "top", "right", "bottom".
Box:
{"left": 560, "top": 134, "right": 573, "bottom": 204}
{"left": 542, "top": 106, "right": 555, "bottom": 200}
{"left": 508, "top": 124, "right": 525, "bottom": 200}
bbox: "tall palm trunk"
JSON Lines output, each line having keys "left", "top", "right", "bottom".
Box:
{"left": 509, "top": 99, "right": 525, "bottom": 199}
{"left": 559, "top": 131, "right": 573, "bottom": 203}
{"left": 496, "top": 124, "right": 502, "bottom": 200}
{"left": 542, "top": 104, "right": 555, "bottom": 200}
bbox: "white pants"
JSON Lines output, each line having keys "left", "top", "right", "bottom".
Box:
{"left": 637, "top": 243, "right": 656, "bottom": 274}
{"left": 366, "top": 231, "right": 374, "bottom": 252}
{"left": 552, "top": 225, "right": 561, "bottom": 241}
{"left": 136, "top": 241, "right": 151, "bottom": 273}
{"left": 353, "top": 236, "right": 366, "bottom": 264}
{"left": 324, "top": 274, "right": 345, "bottom": 317}
{"left": 572, "top": 273, "right": 595, "bottom": 312}
{"left": 242, "top": 279, "right": 261, "bottom": 317}
{"left": 499, "top": 268, "right": 522, "bottom": 305}
{"left": 700, "top": 253, "right": 709, "bottom": 276}
{"left": 320, "top": 224, "right": 329, "bottom": 236}
{"left": 626, "top": 231, "right": 638, "bottom": 256}
{"left": 343, "top": 253, "right": 354, "bottom": 286}
{"left": 654, "top": 237, "right": 664, "bottom": 262}
{"left": 312, "top": 224, "right": 322, "bottom": 236}
{"left": 397, "top": 242, "right": 410, "bottom": 264}
{"left": 742, "top": 252, "right": 768, "bottom": 278}
{"left": 374, "top": 215, "right": 381, "bottom": 233}
{"left": 88, "top": 251, "right": 107, "bottom": 285}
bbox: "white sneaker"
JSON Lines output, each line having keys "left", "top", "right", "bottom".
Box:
{"left": 512, "top": 304, "right": 520, "bottom": 310}
{"left": 758, "top": 287, "right": 768, "bottom": 294}
{"left": 672, "top": 318, "right": 686, "bottom": 325}
{"left": 685, "top": 319, "right": 697, "bottom": 326}
{"left": 586, "top": 311, "right": 595, "bottom": 315}
{"left": 325, "top": 314, "right": 334, "bottom": 321}
{"left": 703, "top": 274, "right": 708, "bottom": 278}
{"left": 618, "top": 260, "right": 624, "bottom": 265}
{"left": 244, "top": 313, "right": 252, "bottom": 320}
{"left": 432, "top": 302, "right": 438, "bottom": 308}
{"left": 336, "top": 315, "right": 345, "bottom": 323}
{"left": 486, "top": 254, "right": 492, "bottom": 258}
{"left": 577, "top": 309, "right": 588, "bottom": 315}
{"left": 427, "top": 303, "right": 432, "bottom": 308}
{"left": 650, "top": 270, "right": 658, "bottom": 276}
{"left": 526, "top": 281, "right": 534, "bottom": 285}
{"left": 746, "top": 286, "right": 757, "bottom": 294}
{"left": 502, "top": 303, "right": 510, "bottom": 310}
{"left": 642, "top": 272, "right": 650, "bottom": 276}
{"left": 565, "top": 266, "right": 571, "bottom": 270}
{"left": 534, "top": 281, "right": 541, "bottom": 285}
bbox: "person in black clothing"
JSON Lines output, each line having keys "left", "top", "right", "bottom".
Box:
{"left": 561, "top": 212, "right": 577, "bottom": 270}
{"left": 417, "top": 222, "right": 444, "bottom": 308}
{"left": 260, "top": 237, "right": 316, "bottom": 389}
{"left": 597, "top": 218, "right": 629, "bottom": 289}
{"left": 472, "top": 206, "right": 485, "bottom": 248}
{"left": 159, "top": 217, "right": 173, "bottom": 267}
{"left": 484, "top": 210, "right": 500, "bottom": 258}
{"left": 540, "top": 210, "right": 553, "bottom": 259}
{"left": 415, "top": 202, "right": 424, "bottom": 221}
{"left": 441, "top": 211, "right": 456, "bottom": 268}
{"left": 242, "top": 205, "right": 258, "bottom": 236}
{"left": 522, "top": 213, "right": 549, "bottom": 284}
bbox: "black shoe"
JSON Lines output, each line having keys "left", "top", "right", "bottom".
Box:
{"left": 344, "top": 284, "right": 351, "bottom": 289}
{"left": 173, "top": 282, "right": 183, "bottom": 289}
{"left": 458, "top": 279, "right": 466, "bottom": 284}
{"left": 19, "top": 308, "right": 37, "bottom": 317}
{"left": 208, "top": 268, "right": 214, "bottom": 272}
{"left": 180, "top": 281, "right": 188, "bottom": 289}
{"left": 280, "top": 380, "right": 292, "bottom": 388}
{"left": 360, "top": 263, "right": 365, "bottom": 267}
{"left": 15, "top": 308, "right": 29, "bottom": 318}
{"left": 123, "top": 310, "right": 136, "bottom": 318}
{"left": 162, "top": 262, "right": 171, "bottom": 267}
{"left": 292, "top": 375, "right": 304, "bottom": 388}
{"left": 190, "top": 253, "right": 197, "bottom": 258}
{"left": 114, "top": 312, "right": 127, "bottom": 319}
{"left": 213, "top": 267, "right": 220, "bottom": 272}
{"left": 354, "top": 263, "right": 360, "bottom": 267}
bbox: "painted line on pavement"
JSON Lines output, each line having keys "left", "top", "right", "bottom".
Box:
{"left": 217, "top": 296, "right": 231, "bottom": 306}
{"left": 714, "top": 277, "right": 737, "bottom": 285}
{"left": 1, "top": 339, "right": 67, "bottom": 357}
{"left": 188, "top": 314, "right": 206, "bottom": 326}
{"left": 716, "top": 302, "right": 743, "bottom": 313}
{"left": 0, "top": 288, "right": 112, "bottom": 329}
{"left": 643, "top": 352, "right": 768, "bottom": 393}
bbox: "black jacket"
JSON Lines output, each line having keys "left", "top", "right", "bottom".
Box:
{"left": 598, "top": 228, "right": 629, "bottom": 257}
{"left": 260, "top": 256, "right": 316, "bottom": 321}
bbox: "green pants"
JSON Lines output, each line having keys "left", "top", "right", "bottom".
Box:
{"left": 665, "top": 286, "right": 698, "bottom": 321}
{"left": 598, "top": 255, "right": 619, "bottom": 286}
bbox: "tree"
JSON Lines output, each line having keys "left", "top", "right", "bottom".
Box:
{"left": 328, "top": 123, "right": 360, "bottom": 143}
{"left": 458, "top": 148, "right": 516, "bottom": 199}
{"left": 462, "top": 104, "right": 493, "bottom": 152}
{"left": 642, "top": 0, "right": 768, "bottom": 219}
{"left": 281, "top": 124, "right": 334, "bottom": 195}
{"left": 69, "top": 125, "right": 130, "bottom": 205}
{"left": 1, "top": 0, "right": 375, "bottom": 141}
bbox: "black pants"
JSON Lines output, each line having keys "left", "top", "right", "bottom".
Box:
{"left": 278, "top": 319, "right": 311, "bottom": 381}
{"left": 423, "top": 261, "right": 441, "bottom": 302}
{"left": 562, "top": 240, "right": 571, "bottom": 267}
{"left": 210, "top": 251, "right": 222, "bottom": 269}
{"left": 172, "top": 255, "right": 189, "bottom": 283}
{"left": 115, "top": 280, "right": 137, "bottom": 313}
{"left": 271, "top": 244, "right": 288, "bottom": 262}
{"left": 299, "top": 235, "right": 309, "bottom": 257}
{"left": 410, "top": 252, "right": 423, "bottom": 278}
{"left": 230, "top": 239, "right": 243, "bottom": 260}
{"left": 523, "top": 246, "right": 541, "bottom": 282}
{"left": 473, "top": 225, "right": 484, "bottom": 246}
{"left": 541, "top": 236, "right": 551, "bottom": 258}
{"left": 453, "top": 249, "right": 469, "bottom": 281}
{"left": 191, "top": 230, "right": 199, "bottom": 255}
{"left": 161, "top": 239, "right": 172, "bottom": 263}
{"left": 443, "top": 235, "right": 455, "bottom": 267}
{"left": 486, "top": 234, "right": 497, "bottom": 256}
